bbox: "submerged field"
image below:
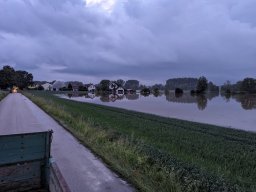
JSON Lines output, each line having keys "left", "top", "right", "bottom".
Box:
{"left": 24, "top": 91, "right": 256, "bottom": 192}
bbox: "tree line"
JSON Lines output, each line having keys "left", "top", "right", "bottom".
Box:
{"left": 0, "top": 65, "right": 255, "bottom": 94}
{"left": 221, "top": 78, "right": 256, "bottom": 94}
{"left": 96, "top": 76, "right": 256, "bottom": 95}
{"left": 0, "top": 66, "right": 33, "bottom": 90}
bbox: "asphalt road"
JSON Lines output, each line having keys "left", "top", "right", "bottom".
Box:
{"left": 0, "top": 93, "right": 134, "bottom": 192}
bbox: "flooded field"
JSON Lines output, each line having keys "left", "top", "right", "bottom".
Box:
{"left": 58, "top": 92, "right": 256, "bottom": 132}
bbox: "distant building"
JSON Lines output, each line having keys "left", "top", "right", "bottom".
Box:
{"left": 109, "top": 82, "right": 124, "bottom": 95}
{"left": 87, "top": 84, "right": 96, "bottom": 93}
{"left": 28, "top": 81, "right": 46, "bottom": 89}
{"left": 67, "top": 81, "right": 83, "bottom": 92}
{"left": 42, "top": 83, "right": 52, "bottom": 91}
{"left": 28, "top": 84, "right": 39, "bottom": 90}
{"left": 116, "top": 87, "right": 124, "bottom": 95}
{"left": 52, "top": 81, "right": 65, "bottom": 91}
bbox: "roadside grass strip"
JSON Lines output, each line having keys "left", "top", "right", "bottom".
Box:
{"left": 0, "top": 91, "right": 8, "bottom": 101}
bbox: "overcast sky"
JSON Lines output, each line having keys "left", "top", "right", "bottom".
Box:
{"left": 0, "top": 0, "right": 255, "bottom": 85}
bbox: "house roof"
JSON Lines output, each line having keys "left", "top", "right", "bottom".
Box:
{"left": 52, "top": 81, "right": 65, "bottom": 88}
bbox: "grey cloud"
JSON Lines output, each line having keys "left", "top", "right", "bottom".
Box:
{"left": 230, "top": 0, "right": 256, "bottom": 26}
{"left": 0, "top": 0, "right": 256, "bottom": 85}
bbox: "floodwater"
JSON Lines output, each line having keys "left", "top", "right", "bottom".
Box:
{"left": 57, "top": 92, "right": 256, "bottom": 132}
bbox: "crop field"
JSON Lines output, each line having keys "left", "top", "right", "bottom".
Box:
{"left": 24, "top": 91, "right": 256, "bottom": 192}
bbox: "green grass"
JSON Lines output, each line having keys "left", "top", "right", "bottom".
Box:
{"left": 24, "top": 91, "right": 256, "bottom": 192}
{"left": 0, "top": 91, "right": 8, "bottom": 101}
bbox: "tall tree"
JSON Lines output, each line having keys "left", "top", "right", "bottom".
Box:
{"left": 0, "top": 66, "right": 16, "bottom": 89}
{"left": 116, "top": 79, "right": 125, "bottom": 87}
{"left": 196, "top": 76, "right": 208, "bottom": 93}
{"left": 152, "top": 84, "right": 165, "bottom": 90}
{"left": 68, "top": 83, "right": 73, "bottom": 90}
{"left": 15, "top": 70, "right": 33, "bottom": 89}
{"left": 240, "top": 78, "right": 256, "bottom": 93}
{"left": 221, "top": 80, "right": 232, "bottom": 93}
{"left": 99, "top": 80, "right": 110, "bottom": 91}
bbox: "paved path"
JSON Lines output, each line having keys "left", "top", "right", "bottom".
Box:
{"left": 0, "top": 93, "right": 134, "bottom": 192}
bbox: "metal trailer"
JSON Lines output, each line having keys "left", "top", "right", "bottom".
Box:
{"left": 0, "top": 131, "right": 70, "bottom": 192}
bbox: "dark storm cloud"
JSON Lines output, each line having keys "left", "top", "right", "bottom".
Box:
{"left": 0, "top": 0, "right": 255, "bottom": 84}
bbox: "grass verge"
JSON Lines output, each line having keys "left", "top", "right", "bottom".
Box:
{"left": 23, "top": 91, "right": 256, "bottom": 192}
{"left": 0, "top": 91, "right": 8, "bottom": 101}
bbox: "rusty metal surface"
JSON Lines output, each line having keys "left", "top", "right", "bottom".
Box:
{"left": 0, "top": 131, "right": 52, "bottom": 192}
{"left": 0, "top": 161, "right": 42, "bottom": 191}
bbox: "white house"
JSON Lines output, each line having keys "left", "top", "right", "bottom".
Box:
{"left": 116, "top": 87, "right": 124, "bottom": 95}
{"left": 66, "top": 81, "right": 83, "bottom": 92}
{"left": 109, "top": 82, "right": 124, "bottom": 95}
{"left": 42, "top": 83, "right": 52, "bottom": 91}
{"left": 52, "top": 81, "right": 65, "bottom": 91}
{"left": 109, "top": 82, "right": 118, "bottom": 90}
{"left": 88, "top": 84, "right": 96, "bottom": 93}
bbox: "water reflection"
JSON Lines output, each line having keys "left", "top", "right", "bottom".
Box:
{"left": 126, "top": 94, "right": 139, "bottom": 100}
{"left": 86, "top": 93, "right": 96, "bottom": 99}
{"left": 99, "top": 94, "right": 125, "bottom": 102}
{"left": 61, "top": 92, "right": 256, "bottom": 111}
{"left": 153, "top": 92, "right": 164, "bottom": 97}
{"left": 221, "top": 93, "right": 232, "bottom": 102}
{"left": 67, "top": 92, "right": 85, "bottom": 98}
{"left": 166, "top": 92, "right": 197, "bottom": 104}
{"left": 196, "top": 95, "right": 207, "bottom": 110}
{"left": 220, "top": 93, "right": 256, "bottom": 110}
{"left": 165, "top": 92, "right": 218, "bottom": 110}
{"left": 233, "top": 94, "right": 256, "bottom": 110}
{"left": 207, "top": 92, "right": 220, "bottom": 100}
